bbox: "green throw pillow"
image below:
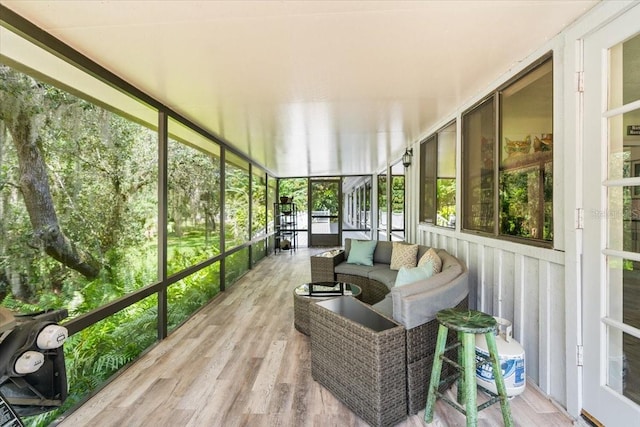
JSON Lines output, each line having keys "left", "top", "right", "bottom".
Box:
{"left": 346, "top": 240, "right": 377, "bottom": 266}
{"left": 395, "top": 260, "right": 434, "bottom": 287}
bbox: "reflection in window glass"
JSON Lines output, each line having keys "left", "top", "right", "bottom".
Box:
{"left": 422, "top": 123, "right": 457, "bottom": 228}
{"left": 463, "top": 97, "right": 495, "bottom": 233}
{"left": 420, "top": 135, "right": 437, "bottom": 224}
{"left": 342, "top": 176, "right": 372, "bottom": 237}
{"left": 167, "top": 119, "right": 221, "bottom": 275}
{"left": 168, "top": 262, "right": 220, "bottom": 332}
{"left": 500, "top": 59, "right": 553, "bottom": 241}
{"left": 225, "top": 152, "right": 250, "bottom": 250}
{"left": 437, "top": 123, "right": 457, "bottom": 228}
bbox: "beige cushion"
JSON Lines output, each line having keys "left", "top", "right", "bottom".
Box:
{"left": 418, "top": 248, "right": 442, "bottom": 275}
{"left": 390, "top": 242, "right": 418, "bottom": 270}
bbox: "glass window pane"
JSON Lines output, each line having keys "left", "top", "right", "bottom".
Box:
{"left": 437, "top": 179, "right": 457, "bottom": 227}
{"left": 225, "top": 247, "right": 249, "bottom": 286}
{"left": 251, "top": 167, "right": 267, "bottom": 239}
{"left": 167, "top": 119, "right": 221, "bottom": 276}
{"left": 499, "top": 58, "right": 553, "bottom": 241}
{"left": 342, "top": 176, "right": 372, "bottom": 233}
{"left": 438, "top": 123, "right": 457, "bottom": 178}
{"left": 463, "top": 97, "right": 495, "bottom": 233}
{"left": 420, "top": 135, "right": 437, "bottom": 224}
{"left": 225, "top": 152, "right": 250, "bottom": 250}
{"left": 278, "top": 178, "right": 308, "bottom": 231}
{"left": 0, "top": 63, "right": 158, "bottom": 317}
{"left": 437, "top": 122, "right": 457, "bottom": 228}
{"left": 391, "top": 174, "right": 405, "bottom": 232}
{"left": 267, "top": 175, "right": 277, "bottom": 236}
{"left": 29, "top": 294, "right": 158, "bottom": 425}
{"left": 168, "top": 262, "right": 220, "bottom": 332}
{"left": 378, "top": 172, "right": 388, "bottom": 240}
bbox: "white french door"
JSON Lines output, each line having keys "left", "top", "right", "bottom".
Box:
{"left": 582, "top": 4, "right": 640, "bottom": 425}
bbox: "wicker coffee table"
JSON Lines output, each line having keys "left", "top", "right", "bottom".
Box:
{"left": 293, "top": 281, "right": 361, "bottom": 335}
{"left": 310, "top": 296, "right": 407, "bottom": 427}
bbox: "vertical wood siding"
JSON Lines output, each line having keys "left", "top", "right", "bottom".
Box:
{"left": 417, "top": 225, "right": 566, "bottom": 405}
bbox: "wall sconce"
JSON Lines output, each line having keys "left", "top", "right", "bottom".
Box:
{"left": 402, "top": 148, "right": 413, "bottom": 168}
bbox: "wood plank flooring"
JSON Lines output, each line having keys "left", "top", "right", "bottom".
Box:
{"left": 56, "top": 248, "right": 578, "bottom": 427}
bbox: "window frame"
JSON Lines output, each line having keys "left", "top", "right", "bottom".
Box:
{"left": 420, "top": 120, "right": 457, "bottom": 228}
{"left": 461, "top": 53, "right": 554, "bottom": 247}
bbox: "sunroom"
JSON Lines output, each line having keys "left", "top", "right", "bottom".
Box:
{"left": 1, "top": 1, "right": 640, "bottom": 426}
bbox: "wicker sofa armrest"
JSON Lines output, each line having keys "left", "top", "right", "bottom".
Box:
{"left": 310, "top": 249, "right": 345, "bottom": 282}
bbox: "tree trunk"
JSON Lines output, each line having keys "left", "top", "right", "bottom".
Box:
{"left": 3, "top": 98, "right": 101, "bottom": 279}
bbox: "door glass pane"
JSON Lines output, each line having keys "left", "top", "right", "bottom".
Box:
{"left": 606, "top": 257, "right": 640, "bottom": 404}
{"left": 608, "top": 32, "right": 640, "bottom": 110}
{"left": 605, "top": 31, "right": 640, "bottom": 408}
{"left": 310, "top": 180, "right": 339, "bottom": 235}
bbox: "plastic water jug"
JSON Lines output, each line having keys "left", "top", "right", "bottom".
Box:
{"left": 475, "top": 316, "right": 526, "bottom": 397}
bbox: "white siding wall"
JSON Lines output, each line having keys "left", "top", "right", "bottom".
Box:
{"left": 398, "top": 1, "right": 636, "bottom": 417}
{"left": 416, "top": 225, "right": 567, "bottom": 404}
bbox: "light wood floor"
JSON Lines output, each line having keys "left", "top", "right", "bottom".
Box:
{"left": 56, "top": 248, "right": 578, "bottom": 427}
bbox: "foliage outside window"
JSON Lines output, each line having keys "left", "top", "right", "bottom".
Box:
{"left": 378, "top": 172, "right": 387, "bottom": 240}
{"left": 167, "top": 119, "right": 221, "bottom": 276}
{"left": 390, "top": 162, "right": 406, "bottom": 241}
{"left": 420, "top": 122, "right": 457, "bottom": 228}
{"left": 251, "top": 167, "right": 267, "bottom": 239}
{"left": 500, "top": 59, "right": 553, "bottom": 241}
{"left": 0, "top": 63, "right": 159, "bottom": 314}
{"left": 462, "top": 56, "right": 553, "bottom": 244}
{"left": 1, "top": 23, "right": 273, "bottom": 427}
{"left": 224, "top": 152, "right": 250, "bottom": 249}
{"left": 278, "top": 177, "right": 308, "bottom": 229}
{"left": 0, "top": 63, "right": 160, "bottom": 425}
{"left": 168, "top": 262, "right": 220, "bottom": 332}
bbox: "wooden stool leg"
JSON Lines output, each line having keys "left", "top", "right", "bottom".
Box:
{"left": 485, "top": 332, "right": 514, "bottom": 427}
{"left": 457, "top": 330, "right": 465, "bottom": 405}
{"left": 461, "top": 332, "right": 478, "bottom": 427}
{"left": 424, "top": 324, "right": 449, "bottom": 423}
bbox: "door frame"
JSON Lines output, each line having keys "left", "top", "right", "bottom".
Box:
{"left": 308, "top": 178, "right": 342, "bottom": 247}
{"left": 582, "top": 4, "right": 640, "bottom": 424}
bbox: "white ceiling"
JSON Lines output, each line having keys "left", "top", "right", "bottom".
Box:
{"left": 1, "top": 0, "right": 598, "bottom": 177}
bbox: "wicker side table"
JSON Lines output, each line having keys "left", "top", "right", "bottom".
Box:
{"left": 310, "top": 250, "right": 344, "bottom": 282}
{"left": 310, "top": 297, "right": 407, "bottom": 427}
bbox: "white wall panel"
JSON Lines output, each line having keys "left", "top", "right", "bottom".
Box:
{"left": 417, "top": 224, "right": 566, "bottom": 405}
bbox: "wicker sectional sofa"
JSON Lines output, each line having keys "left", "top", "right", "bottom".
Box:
{"left": 310, "top": 238, "right": 470, "bottom": 415}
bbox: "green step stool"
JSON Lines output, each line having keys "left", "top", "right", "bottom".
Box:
{"left": 424, "top": 308, "right": 513, "bottom": 427}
